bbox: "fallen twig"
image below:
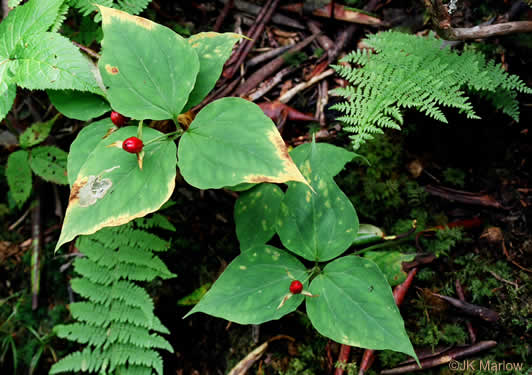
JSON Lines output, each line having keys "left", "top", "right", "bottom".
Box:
{"left": 455, "top": 279, "right": 476, "bottom": 343}
{"left": 431, "top": 292, "right": 499, "bottom": 322}
{"left": 246, "top": 44, "right": 293, "bottom": 68}
{"left": 279, "top": 68, "right": 334, "bottom": 104}
{"left": 424, "top": 184, "right": 507, "bottom": 209}
{"left": 219, "top": 0, "right": 305, "bottom": 29}
{"left": 316, "top": 80, "right": 328, "bottom": 127}
{"left": 213, "top": 0, "right": 234, "bottom": 32}
{"left": 227, "top": 335, "right": 294, "bottom": 375}
{"left": 381, "top": 341, "right": 497, "bottom": 374}
{"left": 424, "top": 0, "right": 532, "bottom": 40}
{"left": 282, "top": 2, "right": 383, "bottom": 26}
{"left": 235, "top": 34, "right": 319, "bottom": 97}
{"left": 248, "top": 67, "right": 295, "bottom": 101}
{"left": 224, "top": 0, "right": 279, "bottom": 79}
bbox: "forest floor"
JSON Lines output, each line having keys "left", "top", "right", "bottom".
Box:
{"left": 1, "top": 1, "right": 531, "bottom": 374}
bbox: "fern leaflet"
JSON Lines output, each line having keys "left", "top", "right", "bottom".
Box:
{"left": 332, "top": 31, "right": 532, "bottom": 149}
{"left": 51, "top": 219, "right": 176, "bottom": 375}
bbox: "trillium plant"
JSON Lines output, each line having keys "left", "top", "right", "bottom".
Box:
{"left": 41, "top": 3, "right": 418, "bottom": 365}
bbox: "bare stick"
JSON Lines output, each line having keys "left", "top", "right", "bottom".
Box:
{"left": 381, "top": 341, "right": 497, "bottom": 374}
{"left": 424, "top": 0, "right": 532, "bottom": 40}
{"left": 235, "top": 34, "right": 319, "bottom": 97}
{"left": 431, "top": 292, "right": 499, "bottom": 322}
{"left": 279, "top": 68, "right": 334, "bottom": 104}
{"left": 455, "top": 279, "right": 476, "bottom": 343}
{"left": 214, "top": 0, "right": 234, "bottom": 32}
{"left": 219, "top": 0, "right": 305, "bottom": 29}
{"left": 224, "top": 0, "right": 281, "bottom": 79}
{"left": 248, "top": 66, "right": 295, "bottom": 101}
{"left": 1, "top": 0, "right": 9, "bottom": 19}
{"left": 247, "top": 44, "right": 293, "bottom": 68}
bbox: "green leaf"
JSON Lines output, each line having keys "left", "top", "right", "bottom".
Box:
{"left": 177, "top": 283, "right": 212, "bottom": 306}
{"left": 289, "top": 142, "right": 359, "bottom": 178}
{"left": 352, "top": 224, "right": 384, "bottom": 246}
{"left": 184, "top": 245, "right": 307, "bottom": 324}
{"left": 55, "top": 126, "right": 177, "bottom": 251}
{"left": 29, "top": 145, "right": 69, "bottom": 185}
{"left": 10, "top": 32, "right": 101, "bottom": 93}
{"left": 6, "top": 150, "right": 32, "bottom": 206}
{"left": 97, "top": 6, "right": 199, "bottom": 120}
{"left": 306, "top": 255, "right": 416, "bottom": 358}
{"left": 48, "top": 90, "right": 110, "bottom": 121}
{"left": 0, "top": 83, "right": 15, "bottom": 122}
{"left": 182, "top": 32, "right": 242, "bottom": 111}
{"left": 234, "top": 183, "right": 283, "bottom": 250}
{"left": 364, "top": 251, "right": 415, "bottom": 287}
{"left": 0, "top": 0, "right": 64, "bottom": 57}
{"left": 277, "top": 177, "right": 358, "bottom": 261}
{"left": 67, "top": 119, "right": 116, "bottom": 186}
{"left": 19, "top": 114, "right": 59, "bottom": 148}
{"left": 276, "top": 143, "right": 358, "bottom": 261}
{"left": 178, "top": 97, "right": 308, "bottom": 189}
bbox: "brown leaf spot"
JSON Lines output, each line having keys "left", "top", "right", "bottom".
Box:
{"left": 68, "top": 176, "right": 88, "bottom": 205}
{"left": 105, "top": 64, "right": 119, "bottom": 75}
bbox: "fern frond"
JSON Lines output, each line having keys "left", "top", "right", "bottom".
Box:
{"left": 51, "top": 3, "right": 70, "bottom": 32}
{"left": 333, "top": 31, "right": 532, "bottom": 150}
{"left": 70, "top": 0, "right": 151, "bottom": 21}
{"left": 52, "top": 223, "right": 174, "bottom": 374}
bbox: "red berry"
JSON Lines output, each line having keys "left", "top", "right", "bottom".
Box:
{"left": 289, "top": 280, "right": 303, "bottom": 294}
{"left": 110, "top": 111, "right": 127, "bottom": 126}
{"left": 122, "top": 137, "right": 143, "bottom": 154}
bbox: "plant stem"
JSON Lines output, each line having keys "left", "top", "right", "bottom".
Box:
{"left": 143, "top": 129, "right": 183, "bottom": 147}
{"left": 353, "top": 236, "right": 413, "bottom": 256}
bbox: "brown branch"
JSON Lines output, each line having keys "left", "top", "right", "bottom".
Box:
{"left": 1, "top": 0, "right": 9, "bottom": 19}
{"left": 424, "top": 184, "right": 507, "bottom": 209}
{"left": 234, "top": 34, "right": 319, "bottom": 97}
{"left": 381, "top": 341, "right": 497, "bottom": 374}
{"left": 246, "top": 44, "right": 293, "bottom": 68}
{"left": 455, "top": 279, "right": 477, "bottom": 344}
{"left": 219, "top": 0, "right": 305, "bottom": 29}
{"left": 424, "top": 0, "right": 532, "bottom": 40}
{"left": 431, "top": 292, "right": 499, "bottom": 322}
{"left": 248, "top": 67, "right": 295, "bottom": 101}
{"left": 224, "top": 0, "right": 281, "bottom": 80}
{"left": 278, "top": 68, "right": 334, "bottom": 104}
{"left": 213, "top": 0, "right": 234, "bottom": 32}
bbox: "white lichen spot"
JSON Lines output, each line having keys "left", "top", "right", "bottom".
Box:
{"left": 78, "top": 175, "right": 113, "bottom": 207}
{"left": 305, "top": 191, "right": 312, "bottom": 203}
{"left": 324, "top": 200, "right": 331, "bottom": 208}
{"left": 265, "top": 248, "right": 271, "bottom": 254}
{"left": 239, "top": 265, "right": 247, "bottom": 270}
{"left": 346, "top": 228, "right": 352, "bottom": 233}
{"left": 256, "top": 191, "right": 262, "bottom": 198}
{"left": 318, "top": 180, "right": 326, "bottom": 190}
